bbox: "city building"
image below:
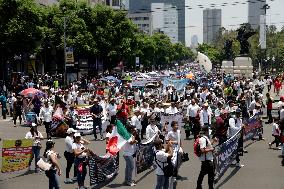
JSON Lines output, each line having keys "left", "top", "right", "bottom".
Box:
{"left": 203, "top": 8, "right": 222, "bottom": 44}
{"left": 129, "top": 0, "right": 186, "bottom": 44}
{"left": 248, "top": 0, "right": 266, "bottom": 29}
{"left": 127, "top": 12, "right": 153, "bottom": 35}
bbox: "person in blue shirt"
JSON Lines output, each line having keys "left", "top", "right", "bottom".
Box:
{"left": 0, "top": 92, "right": 7, "bottom": 119}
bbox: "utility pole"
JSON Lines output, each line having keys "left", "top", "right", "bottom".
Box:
{"left": 63, "top": 17, "right": 67, "bottom": 87}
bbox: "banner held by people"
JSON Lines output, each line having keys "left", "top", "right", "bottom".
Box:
{"left": 1, "top": 139, "right": 33, "bottom": 173}
{"left": 214, "top": 129, "right": 242, "bottom": 183}
{"left": 89, "top": 154, "right": 119, "bottom": 186}
{"left": 243, "top": 116, "right": 262, "bottom": 142}
{"left": 135, "top": 134, "right": 157, "bottom": 174}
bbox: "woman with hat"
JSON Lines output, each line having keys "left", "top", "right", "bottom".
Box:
{"left": 43, "top": 140, "right": 61, "bottom": 189}
{"left": 25, "top": 123, "right": 44, "bottom": 172}
{"left": 72, "top": 133, "right": 92, "bottom": 189}
{"left": 64, "top": 128, "right": 77, "bottom": 184}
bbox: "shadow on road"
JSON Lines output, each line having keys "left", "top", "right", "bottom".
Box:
{"left": 215, "top": 167, "right": 240, "bottom": 189}
{"left": 0, "top": 170, "right": 34, "bottom": 182}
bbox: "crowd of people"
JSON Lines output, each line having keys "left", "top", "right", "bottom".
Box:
{"left": 1, "top": 64, "right": 284, "bottom": 189}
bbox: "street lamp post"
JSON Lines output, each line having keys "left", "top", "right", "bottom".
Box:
{"left": 63, "top": 17, "right": 67, "bottom": 87}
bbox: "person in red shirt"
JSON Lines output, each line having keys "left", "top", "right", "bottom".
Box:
{"left": 213, "top": 110, "right": 229, "bottom": 144}
{"left": 116, "top": 100, "right": 130, "bottom": 125}
{"left": 274, "top": 78, "right": 282, "bottom": 96}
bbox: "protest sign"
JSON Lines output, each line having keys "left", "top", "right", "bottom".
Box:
{"left": 1, "top": 139, "right": 33, "bottom": 173}
{"left": 161, "top": 112, "right": 184, "bottom": 130}
{"left": 135, "top": 134, "right": 157, "bottom": 174}
{"left": 89, "top": 154, "right": 119, "bottom": 186}
{"left": 243, "top": 116, "right": 262, "bottom": 142}
{"left": 214, "top": 130, "right": 242, "bottom": 183}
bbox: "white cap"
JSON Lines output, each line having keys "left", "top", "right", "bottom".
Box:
{"left": 74, "top": 132, "right": 81, "bottom": 137}
{"left": 66, "top": 128, "right": 77, "bottom": 134}
{"left": 31, "top": 123, "right": 37, "bottom": 127}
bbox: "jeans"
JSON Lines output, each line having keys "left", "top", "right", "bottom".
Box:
{"left": 48, "top": 169, "right": 60, "bottom": 189}
{"left": 13, "top": 113, "right": 22, "bottom": 125}
{"left": 93, "top": 118, "right": 102, "bottom": 139}
{"left": 267, "top": 109, "right": 272, "bottom": 123}
{"left": 155, "top": 175, "right": 169, "bottom": 189}
{"left": 29, "top": 146, "right": 41, "bottom": 171}
{"left": 64, "top": 151, "right": 77, "bottom": 179}
{"left": 74, "top": 157, "right": 87, "bottom": 186}
{"left": 196, "top": 160, "right": 214, "bottom": 189}
{"left": 124, "top": 155, "right": 134, "bottom": 183}
{"left": 44, "top": 121, "right": 52, "bottom": 139}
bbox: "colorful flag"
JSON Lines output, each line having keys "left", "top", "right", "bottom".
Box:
{"left": 106, "top": 120, "right": 131, "bottom": 155}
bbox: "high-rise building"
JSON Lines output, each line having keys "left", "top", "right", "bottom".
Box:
{"left": 248, "top": 0, "right": 266, "bottom": 29}
{"left": 127, "top": 12, "right": 153, "bottom": 35}
{"left": 203, "top": 8, "right": 222, "bottom": 44}
{"left": 129, "top": 0, "right": 186, "bottom": 44}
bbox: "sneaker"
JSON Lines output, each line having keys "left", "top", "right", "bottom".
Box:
{"left": 278, "top": 147, "right": 282, "bottom": 150}
{"left": 236, "top": 163, "right": 244, "bottom": 167}
{"left": 269, "top": 143, "right": 272, "bottom": 149}
{"left": 127, "top": 182, "right": 136, "bottom": 186}
{"left": 64, "top": 178, "right": 73, "bottom": 183}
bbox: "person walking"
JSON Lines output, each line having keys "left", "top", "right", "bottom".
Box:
{"left": 265, "top": 93, "right": 274, "bottom": 124}
{"left": 269, "top": 118, "right": 281, "bottom": 150}
{"left": 73, "top": 133, "right": 92, "bottom": 189}
{"left": 196, "top": 130, "right": 215, "bottom": 189}
{"left": 64, "top": 128, "right": 77, "bottom": 184}
{"left": 154, "top": 140, "right": 173, "bottom": 189}
{"left": 39, "top": 101, "right": 54, "bottom": 139}
{"left": 13, "top": 96, "right": 23, "bottom": 127}
{"left": 25, "top": 123, "right": 44, "bottom": 173}
{"left": 122, "top": 125, "right": 138, "bottom": 186}
{"left": 90, "top": 99, "right": 103, "bottom": 140}
{"left": 43, "top": 140, "right": 61, "bottom": 189}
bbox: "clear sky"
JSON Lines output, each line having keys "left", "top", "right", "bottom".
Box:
{"left": 185, "top": 0, "right": 284, "bottom": 45}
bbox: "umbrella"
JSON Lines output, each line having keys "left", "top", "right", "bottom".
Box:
{"left": 186, "top": 73, "right": 194, "bottom": 79}
{"left": 19, "top": 88, "right": 46, "bottom": 97}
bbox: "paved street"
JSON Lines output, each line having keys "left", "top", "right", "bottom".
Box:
{"left": 0, "top": 90, "right": 283, "bottom": 189}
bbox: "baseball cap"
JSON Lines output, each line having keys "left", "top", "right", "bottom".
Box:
{"left": 66, "top": 128, "right": 77, "bottom": 134}
{"left": 74, "top": 133, "right": 81, "bottom": 137}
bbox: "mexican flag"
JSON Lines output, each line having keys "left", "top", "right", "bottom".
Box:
{"left": 106, "top": 120, "right": 132, "bottom": 155}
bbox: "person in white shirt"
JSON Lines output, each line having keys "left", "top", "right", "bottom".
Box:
{"left": 228, "top": 108, "right": 245, "bottom": 167}
{"left": 146, "top": 117, "right": 160, "bottom": 141}
{"left": 199, "top": 103, "right": 212, "bottom": 135}
{"left": 64, "top": 128, "right": 77, "bottom": 183}
{"left": 107, "top": 98, "right": 117, "bottom": 124}
{"left": 39, "top": 101, "right": 54, "bottom": 139}
{"left": 25, "top": 123, "right": 44, "bottom": 173}
{"left": 43, "top": 140, "right": 61, "bottom": 189}
{"left": 196, "top": 130, "right": 215, "bottom": 189}
{"left": 279, "top": 104, "right": 284, "bottom": 120}
{"left": 122, "top": 126, "right": 138, "bottom": 186}
{"left": 165, "top": 102, "right": 178, "bottom": 114}
{"left": 131, "top": 109, "right": 142, "bottom": 132}
{"left": 154, "top": 140, "right": 173, "bottom": 189}
{"left": 134, "top": 88, "right": 141, "bottom": 105}
{"left": 72, "top": 133, "right": 91, "bottom": 189}
{"left": 269, "top": 119, "right": 281, "bottom": 149}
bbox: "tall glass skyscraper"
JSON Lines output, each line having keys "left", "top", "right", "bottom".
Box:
{"left": 203, "top": 9, "right": 222, "bottom": 44}
{"left": 129, "top": 0, "right": 186, "bottom": 44}
{"left": 248, "top": 0, "right": 266, "bottom": 29}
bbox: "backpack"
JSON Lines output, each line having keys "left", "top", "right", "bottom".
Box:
{"left": 194, "top": 136, "right": 208, "bottom": 157}
{"left": 155, "top": 151, "right": 174, "bottom": 177}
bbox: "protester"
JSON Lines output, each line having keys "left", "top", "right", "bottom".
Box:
{"left": 154, "top": 139, "right": 173, "bottom": 189}
{"left": 73, "top": 133, "right": 92, "bottom": 189}
{"left": 64, "top": 128, "right": 77, "bottom": 184}
{"left": 122, "top": 125, "right": 138, "bottom": 186}
{"left": 196, "top": 130, "right": 215, "bottom": 189}
{"left": 66, "top": 104, "right": 78, "bottom": 130}
{"left": 269, "top": 118, "right": 281, "bottom": 150}
{"left": 146, "top": 117, "right": 160, "bottom": 141}
{"left": 90, "top": 98, "right": 103, "bottom": 140}
{"left": 13, "top": 96, "right": 23, "bottom": 127}
{"left": 39, "top": 101, "right": 54, "bottom": 139}
{"left": 25, "top": 123, "right": 44, "bottom": 173}
{"left": 43, "top": 140, "right": 61, "bottom": 189}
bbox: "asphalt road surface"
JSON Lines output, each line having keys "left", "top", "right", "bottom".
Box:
{"left": 0, "top": 90, "right": 283, "bottom": 189}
